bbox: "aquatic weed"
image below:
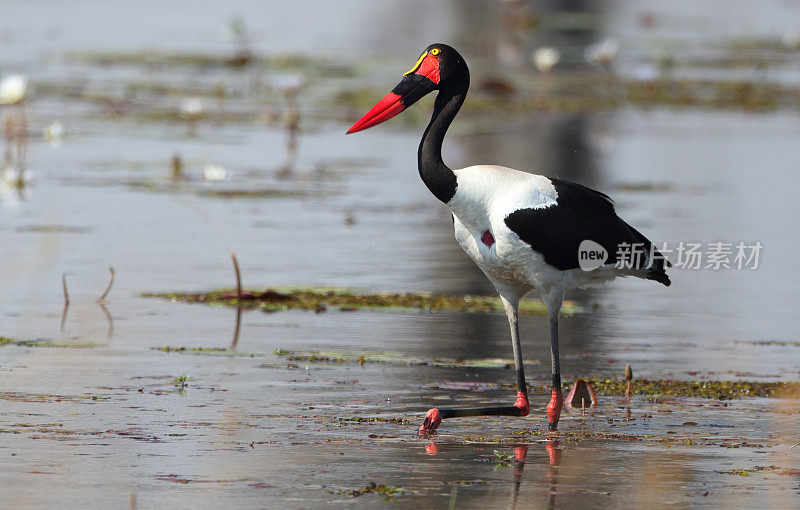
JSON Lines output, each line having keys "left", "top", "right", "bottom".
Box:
{"left": 330, "top": 482, "right": 409, "bottom": 500}
{"left": 142, "top": 286, "right": 581, "bottom": 317}
{"left": 172, "top": 374, "right": 190, "bottom": 391}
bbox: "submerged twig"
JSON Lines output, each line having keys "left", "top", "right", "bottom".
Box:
{"left": 97, "top": 266, "right": 115, "bottom": 304}
{"left": 62, "top": 273, "right": 70, "bottom": 307}
{"left": 625, "top": 364, "right": 633, "bottom": 401}
{"left": 170, "top": 153, "right": 183, "bottom": 180}
{"left": 61, "top": 273, "right": 70, "bottom": 331}
{"left": 230, "top": 253, "right": 243, "bottom": 349}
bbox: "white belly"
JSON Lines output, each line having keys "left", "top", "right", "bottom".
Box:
{"left": 448, "top": 165, "right": 557, "bottom": 293}
{"left": 453, "top": 212, "right": 559, "bottom": 291}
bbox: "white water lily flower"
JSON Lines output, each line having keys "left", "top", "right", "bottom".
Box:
{"left": 1, "top": 165, "right": 19, "bottom": 185}
{"left": 181, "top": 97, "right": 203, "bottom": 118}
{"left": 1, "top": 165, "right": 33, "bottom": 186}
{"left": 203, "top": 164, "right": 226, "bottom": 182}
{"left": 532, "top": 47, "right": 560, "bottom": 73}
{"left": 782, "top": 30, "right": 800, "bottom": 49}
{"left": 584, "top": 38, "right": 619, "bottom": 67}
{"left": 634, "top": 64, "right": 659, "bottom": 83}
{"left": 0, "top": 75, "right": 28, "bottom": 105}
{"left": 272, "top": 75, "right": 305, "bottom": 97}
{"left": 44, "top": 121, "right": 64, "bottom": 148}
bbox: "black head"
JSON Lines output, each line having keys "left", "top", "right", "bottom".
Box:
{"left": 346, "top": 43, "right": 469, "bottom": 133}
{"left": 418, "top": 43, "right": 468, "bottom": 90}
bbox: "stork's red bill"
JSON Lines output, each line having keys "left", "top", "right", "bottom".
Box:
{"left": 347, "top": 49, "right": 441, "bottom": 134}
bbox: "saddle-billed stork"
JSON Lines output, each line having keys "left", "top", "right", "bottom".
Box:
{"left": 347, "top": 44, "right": 670, "bottom": 433}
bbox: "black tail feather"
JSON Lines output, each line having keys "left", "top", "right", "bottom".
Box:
{"left": 647, "top": 269, "right": 671, "bottom": 287}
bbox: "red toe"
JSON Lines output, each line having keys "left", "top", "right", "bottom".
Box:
{"left": 419, "top": 408, "right": 442, "bottom": 435}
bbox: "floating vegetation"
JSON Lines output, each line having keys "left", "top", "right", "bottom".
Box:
{"left": 444, "top": 480, "right": 489, "bottom": 486}
{"left": 273, "top": 349, "right": 537, "bottom": 369}
{"left": 339, "top": 73, "right": 800, "bottom": 117}
{"left": 0, "top": 337, "right": 103, "bottom": 348}
{"left": 67, "top": 51, "right": 355, "bottom": 77}
{"left": 432, "top": 376, "right": 800, "bottom": 399}
{"left": 1, "top": 336, "right": 42, "bottom": 347}
{"left": 152, "top": 346, "right": 258, "bottom": 357}
{"left": 724, "top": 35, "right": 800, "bottom": 52}
{"left": 485, "top": 77, "right": 786, "bottom": 113}
{"left": 15, "top": 225, "right": 93, "bottom": 234}
{"left": 142, "top": 286, "right": 581, "bottom": 317}
{"left": 585, "top": 378, "right": 800, "bottom": 399}
{"left": 124, "top": 180, "right": 306, "bottom": 200}
{"left": 745, "top": 340, "right": 800, "bottom": 348}
{"left": 507, "top": 429, "right": 770, "bottom": 449}
{"left": 338, "top": 417, "right": 410, "bottom": 425}
{"left": 0, "top": 391, "right": 111, "bottom": 404}
{"left": 717, "top": 466, "right": 800, "bottom": 477}
{"left": 330, "top": 482, "right": 409, "bottom": 499}
{"left": 198, "top": 188, "right": 303, "bottom": 199}
{"left": 613, "top": 182, "right": 674, "bottom": 193}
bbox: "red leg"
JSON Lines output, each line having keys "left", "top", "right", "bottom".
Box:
{"left": 546, "top": 388, "right": 563, "bottom": 431}
{"left": 514, "top": 390, "right": 530, "bottom": 416}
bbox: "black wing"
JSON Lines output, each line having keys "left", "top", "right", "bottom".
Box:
{"left": 504, "top": 178, "right": 670, "bottom": 286}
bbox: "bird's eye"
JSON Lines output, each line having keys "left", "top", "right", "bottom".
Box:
{"left": 430, "top": 48, "right": 441, "bottom": 56}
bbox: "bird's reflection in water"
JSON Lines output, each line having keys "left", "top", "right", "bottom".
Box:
{"left": 511, "top": 439, "right": 561, "bottom": 510}
{"left": 423, "top": 437, "right": 562, "bottom": 508}
{"left": 511, "top": 445, "right": 528, "bottom": 506}
{"left": 545, "top": 440, "right": 561, "bottom": 510}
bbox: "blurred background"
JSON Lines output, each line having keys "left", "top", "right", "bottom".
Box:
{"left": 1, "top": 1, "right": 800, "bottom": 507}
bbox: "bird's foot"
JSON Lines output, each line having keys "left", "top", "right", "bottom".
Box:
{"left": 513, "top": 390, "right": 530, "bottom": 417}
{"left": 419, "top": 408, "right": 442, "bottom": 435}
{"left": 546, "top": 388, "right": 563, "bottom": 431}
